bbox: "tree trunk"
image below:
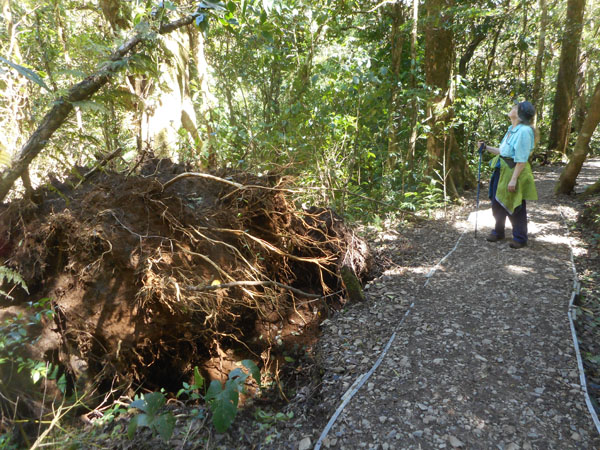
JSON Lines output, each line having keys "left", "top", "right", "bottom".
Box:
{"left": 458, "top": 18, "right": 490, "bottom": 78}
{"left": 555, "top": 79, "right": 600, "bottom": 194}
{"left": 582, "top": 178, "right": 600, "bottom": 197}
{"left": 406, "top": 0, "right": 419, "bottom": 171}
{"left": 547, "top": 0, "right": 586, "bottom": 157}
{"left": 531, "top": 0, "right": 548, "bottom": 109}
{"left": 573, "top": 53, "right": 588, "bottom": 133}
{"left": 386, "top": 2, "right": 406, "bottom": 176}
{"left": 0, "top": 17, "right": 196, "bottom": 203}
{"left": 424, "top": 0, "right": 474, "bottom": 195}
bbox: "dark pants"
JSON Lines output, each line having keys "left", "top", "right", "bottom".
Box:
{"left": 489, "top": 168, "right": 528, "bottom": 243}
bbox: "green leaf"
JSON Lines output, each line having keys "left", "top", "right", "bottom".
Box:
{"left": 156, "top": 413, "right": 175, "bottom": 440}
{"left": 242, "top": 359, "right": 261, "bottom": 386}
{"left": 0, "top": 56, "right": 51, "bottom": 92}
{"left": 161, "top": 1, "right": 177, "bottom": 11}
{"left": 130, "top": 398, "right": 148, "bottom": 413}
{"left": 193, "top": 366, "right": 205, "bottom": 389}
{"left": 57, "top": 374, "right": 67, "bottom": 394}
{"left": 127, "top": 415, "right": 139, "bottom": 440}
{"left": 227, "top": 368, "right": 247, "bottom": 382}
{"left": 143, "top": 392, "right": 166, "bottom": 417}
{"left": 136, "top": 413, "right": 150, "bottom": 428}
{"left": 206, "top": 380, "right": 239, "bottom": 433}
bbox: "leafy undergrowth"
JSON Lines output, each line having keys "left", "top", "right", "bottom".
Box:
{"left": 573, "top": 196, "right": 600, "bottom": 416}
{"left": 4, "top": 350, "right": 318, "bottom": 449}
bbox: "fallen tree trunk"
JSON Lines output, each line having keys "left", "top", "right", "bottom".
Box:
{"left": 0, "top": 15, "right": 195, "bottom": 203}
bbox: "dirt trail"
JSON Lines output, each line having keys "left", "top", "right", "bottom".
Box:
{"left": 276, "top": 162, "right": 600, "bottom": 449}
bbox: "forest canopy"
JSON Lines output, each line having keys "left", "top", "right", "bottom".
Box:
{"left": 0, "top": 0, "right": 598, "bottom": 214}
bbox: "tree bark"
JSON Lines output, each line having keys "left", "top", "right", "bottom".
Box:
{"left": 386, "top": 2, "right": 406, "bottom": 176}
{"left": 555, "top": 79, "right": 600, "bottom": 195}
{"left": 573, "top": 53, "right": 588, "bottom": 133}
{"left": 531, "top": 0, "right": 548, "bottom": 109}
{"left": 458, "top": 18, "right": 490, "bottom": 78}
{"left": 547, "top": 0, "right": 586, "bottom": 156}
{"left": 582, "top": 178, "right": 600, "bottom": 197}
{"left": 424, "top": 0, "right": 474, "bottom": 195}
{"left": 406, "top": 0, "right": 419, "bottom": 170}
{"left": 0, "top": 16, "right": 195, "bottom": 203}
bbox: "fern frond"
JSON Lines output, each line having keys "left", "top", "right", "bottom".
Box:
{"left": 0, "top": 266, "right": 29, "bottom": 299}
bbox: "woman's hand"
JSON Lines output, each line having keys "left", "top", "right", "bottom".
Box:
{"left": 508, "top": 179, "right": 517, "bottom": 192}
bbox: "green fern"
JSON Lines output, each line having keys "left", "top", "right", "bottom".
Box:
{"left": 0, "top": 266, "right": 29, "bottom": 300}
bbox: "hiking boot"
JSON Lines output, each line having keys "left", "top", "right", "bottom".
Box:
{"left": 509, "top": 240, "right": 527, "bottom": 249}
{"left": 486, "top": 233, "right": 504, "bottom": 242}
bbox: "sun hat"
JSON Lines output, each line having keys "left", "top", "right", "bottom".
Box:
{"left": 517, "top": 101, "right": 535, "bottom": 124}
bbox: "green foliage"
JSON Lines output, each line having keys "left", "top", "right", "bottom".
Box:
{"left": 0, "top": 266, "right": 29, "bottom": 300}
{"left": 0, "top": 55, "right": 51, "bottom": 92}
{"left": 205, "top": 359, "right": 260, "bottom": 433}
{"left": 127, "top": 391, "right": 176, "bottom": 441}
{"left": 176, "top": 366, "right": 205, "bottom": 401}
{"left": 0, "top": 297, "right": 65, "bottom": 387}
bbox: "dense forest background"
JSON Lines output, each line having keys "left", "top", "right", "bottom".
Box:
{"left": 1, "top": 0, "right": 599, "bottom": 218}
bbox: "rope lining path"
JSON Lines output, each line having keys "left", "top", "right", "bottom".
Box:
{"left": 314, "top": 229, "right": 467, "bottom": 449}
{"left": 561, "top": 211, "right": 600, "bottom": 434}
{"left": 315, "top": 209, "right": 600, "bottom": 448}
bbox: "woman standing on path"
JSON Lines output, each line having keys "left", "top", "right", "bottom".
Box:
{"left": 478, "top": 101, "right": 538, "bottom": 248}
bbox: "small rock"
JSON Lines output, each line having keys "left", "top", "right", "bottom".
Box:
{"left": 412, "top": 430, "right": 424, "bottom": 438}
{"left": 448, "top": 435, "right": 464, "bottom": 448}
{"left": 298, "top": 437, "right": 312, "bottom": 450}
{"left": 571, "top": 432, "right": 581, "bottom": 441}
{"left": 379, "top": 416, "right": 387, "bottom": 424}
{"left": 506, "top": 443, "right": 519, "bottom": 450}
{"left": 417, "top": 403, "right": 428, "bottom": 411}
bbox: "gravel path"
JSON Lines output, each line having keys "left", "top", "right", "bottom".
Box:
{"left": 277, "top": 162, "right": 600, "bottom": 450}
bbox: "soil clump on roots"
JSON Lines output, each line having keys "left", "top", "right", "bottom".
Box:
{"left": 0, "top": 159, "right": 371, "bottom": 429}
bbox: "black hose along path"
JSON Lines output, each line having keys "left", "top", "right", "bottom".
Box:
{"left": 311, "top": 163, "right": 600, "bottom": 449}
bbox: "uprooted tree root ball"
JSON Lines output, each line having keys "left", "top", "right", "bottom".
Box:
{"left": 0, "top": 159, "right": 372, "bottom": 414}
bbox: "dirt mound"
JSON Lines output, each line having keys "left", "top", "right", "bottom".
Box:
{"left": 0, "top": 160, "right": 371, "bottom": 405}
